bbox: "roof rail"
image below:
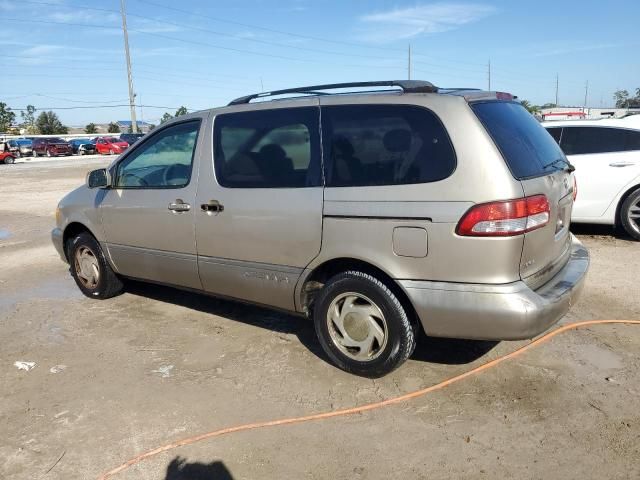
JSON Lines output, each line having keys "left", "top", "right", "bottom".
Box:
{"left": 228, "top": 80, "right": 438, "bottom": 105}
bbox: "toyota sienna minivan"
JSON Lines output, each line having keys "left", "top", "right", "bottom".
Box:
{"left": 52, "top": 81, "right": 589, "bottom": 377}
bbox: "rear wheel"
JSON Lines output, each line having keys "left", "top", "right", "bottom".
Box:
{"left": 4, "top": 155, "right": 15, "bottom": 164}
{"left": 46, "top": 149, "right": 52, "bottom": 157}
{"left": 67, "top": 232, "right": 124, "bottom": 299}
{"left": 620, "top": 188, "right": 640, "bottom": 241}
{"left": 15, "top": 150, "right": 21, "bottom": 158}
{"left": 313, "top": 271, "right": 416, "bottom": 377}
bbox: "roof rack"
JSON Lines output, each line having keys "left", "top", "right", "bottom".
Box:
{"left": 228, "top": 80, "right": 438, "bottom": 105}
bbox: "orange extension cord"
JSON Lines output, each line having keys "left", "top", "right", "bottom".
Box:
{"left": 98, "top": 319, "right": 640, "bottom": 479}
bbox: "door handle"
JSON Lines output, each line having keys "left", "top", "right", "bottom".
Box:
{"left": 201, "top": 200, "right": 224, "bottom": 213}
{"left": 168, "top": 199, "right": 191, "bottom": 212}
{"left": 609, "top": 161, "right": 635, "bottom": 167}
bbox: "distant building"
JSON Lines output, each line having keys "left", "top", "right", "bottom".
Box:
{"left": 540, "top": 107, "right": 640, "bottom": 121}
{"left": 116, "top": 120, "right": 153, "bottom": 133}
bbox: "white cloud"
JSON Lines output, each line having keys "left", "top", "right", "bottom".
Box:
{"left": 357, "top": 2, "right": 496, "bottom": 43}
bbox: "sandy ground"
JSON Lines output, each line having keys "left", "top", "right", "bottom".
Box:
{"left": 1, "top": 157, "right": 639, "bottom": 480}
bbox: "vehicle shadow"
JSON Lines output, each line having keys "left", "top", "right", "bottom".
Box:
{"left": 125, "top": 280, "right": 497, "bottom": 367}
{"left": 165, "top": 456, "right": 233, "bottom": 480}
{"left": 570, "top": 223, "right": 632, "bottom": 240}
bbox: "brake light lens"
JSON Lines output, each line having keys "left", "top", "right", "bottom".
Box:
{"left": 457, "top": 195, "right": 550, "bottom": 236}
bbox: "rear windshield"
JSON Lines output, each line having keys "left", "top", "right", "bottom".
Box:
{"left": 472, "top": 101, "right": 566, "bottom": 179}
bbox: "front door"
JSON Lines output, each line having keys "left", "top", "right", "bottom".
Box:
{"left": 195, "top": 103, "right": 323, "bottom": 310}
{"left": 100, "top": 117, "right": 206, "bottom": 289}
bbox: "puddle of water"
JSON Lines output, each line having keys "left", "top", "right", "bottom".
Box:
{"left": 0, "top": 229, "right": 12, "bottom": 240}
{"left": 0, "top": 277, "right": 82, "bottom": 313}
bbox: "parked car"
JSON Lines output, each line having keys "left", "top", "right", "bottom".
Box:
{"left": 543, "top": 119, "right": 640, "bottom": 240}
{"left": 52, "top": 81, "right": 589, "bottom": 377}
{"left": 94, "top": 136, "right": 129, "bottom": 155}
{"left": 6, "top": 139, "right": 33, "bottom": 157}
{"left": 32, "top": 137, "right": 72, "bottom": 157}
{"left": 69, "top": 138, "right": 97, "bottom": 155}
{"left": 119, "top": 133, "right": 145, "bottom": 146}
{"left": 0, "top": 150, "right": 16, "bottom": 164}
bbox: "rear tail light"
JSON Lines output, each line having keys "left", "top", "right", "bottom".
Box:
{"left": 456, "top": 195, "right": 550, "bottom": 237}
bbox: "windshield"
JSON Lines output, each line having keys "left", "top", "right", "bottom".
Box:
{"left": 471, "top": 101, "right": 567, "bottom": 179}
{"left": 106, "top": 137, "right": 120, "bottom": 143}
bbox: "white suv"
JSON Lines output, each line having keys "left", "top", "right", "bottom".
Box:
{"left": 543, "top": 118, "right": 640, "bottom": 239}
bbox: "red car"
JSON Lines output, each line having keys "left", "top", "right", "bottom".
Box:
{"left": 1, "top": 151, "right": 16, "bottom": 164}
{"left": 95, "top": 137, "right": 129, "bottom": 155}
{"left": 32, "top": 137, "right": 72, "bottom": 157}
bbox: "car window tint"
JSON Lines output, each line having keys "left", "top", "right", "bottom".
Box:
{"left": 624, "top": 129, "right": 640, "bottom": 151}
{"left": 560, "top": 127, "right": 629, "bottom": 155}
{"left": 115, "top": 120, "right": 200, "bottom": 188}
{"left": 546, "top": 127, "right": 562, "bottom": 144}
{"left": 214, "top": 107, "right": 321, "bottom": 188}
{"left": 472, "top": 102, "right": 566, "bottom": 179}
{"left": 322, "top": 104, "right": 456, "bottom": 187}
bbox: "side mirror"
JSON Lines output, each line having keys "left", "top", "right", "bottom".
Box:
{"left": 86, "top": 168, "right": 111, "bottom": 189}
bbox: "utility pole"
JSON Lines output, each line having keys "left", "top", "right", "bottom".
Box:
{"left": 120, "top": 0, "right": 138, "bottom": 133}
{"left": 555, "top": 73, "right": 559, "bottom": 107}
{"left": 583, "top": 80, "right": 589, "bottom": 109}
{"left": 407, "top": 44, "right": 411, "bottom": 80}
{"left": 487, "top": 59, "right": 491, "bottom": 90}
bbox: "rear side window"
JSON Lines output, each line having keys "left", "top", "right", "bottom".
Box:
{"left": 560, "top": 127, "right": 640, "bottom": 155}
{"left": 472, "top": 102, "right": 566, "bottom": 179}
{"left": 322, "top": 105, "right": 456, "bottom": 187}
{"left": 214, "top": 107, "right": 321, "bottom": 188}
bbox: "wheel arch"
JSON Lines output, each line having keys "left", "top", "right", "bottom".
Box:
{"left": 297, "top": 257, "right": 420, "bottom": 330}
{"left": 614, "top": 182, "right": 640, "bottom": 227}
{"left": 62, "top": 222, "right": 98, "bottom": 261}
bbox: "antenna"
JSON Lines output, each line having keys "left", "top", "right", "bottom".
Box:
{"left": 120, "top": 0, "right": 138, "bottom": 134}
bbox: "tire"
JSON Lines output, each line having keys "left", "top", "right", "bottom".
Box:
{"left": 33, "top": 150, "right": 38, "bottom": 157}
{"left": 67, "top": 232, "right": 124, "bottom": 299}
{"left": 46, "top": 149, "right": 52, "bottom": 157}
{"left": 4, "top": 155, "right": 15, "bottom": 164}
{"left": 620, "top": 188, "right": 640, "bottom": 241}
{"left": 15, "top": 150, "right": 21, "bottom": 158}
{"left": 313, "top": 271, "right": 416, "bottom": 377}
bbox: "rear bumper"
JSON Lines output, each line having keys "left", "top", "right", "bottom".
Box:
{"left": 400, "top": 235, "right": 589, "bottom": 340}
{"left": 51, "top": 227, "right": 67, "bottom": 263}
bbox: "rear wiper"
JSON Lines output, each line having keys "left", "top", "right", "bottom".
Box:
{"left": 543, "top": 157, "right": 575, "bottom": 173}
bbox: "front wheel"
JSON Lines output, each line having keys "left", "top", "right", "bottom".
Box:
{"left": 46, "top": 149, "right": 52, "bottom": 157}
{"left": 313, "top": 271, "right": 416, "bottom": 377}
{"left": 620, "top": 188, "right": 640, "bottom": 241}
{"left": 67, "top": 232, "right": 124, "bottom": 299}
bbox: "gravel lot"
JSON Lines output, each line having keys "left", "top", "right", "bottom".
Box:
{"left": 1, "top": 157, "right": 639, "bottom": 480}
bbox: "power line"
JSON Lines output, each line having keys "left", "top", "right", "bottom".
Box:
{"left": 7, "top": 104, "right": 191, "bottom": 110}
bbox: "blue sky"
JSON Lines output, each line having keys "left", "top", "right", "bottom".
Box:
{"left": 1, "top": 0, "right": 639, "bottom": 126}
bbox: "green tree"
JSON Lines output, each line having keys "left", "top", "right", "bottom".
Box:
{"left": 85, "top": 123, "right": 98, "bottom": 134}
{"left": 148, "top": 124, "right": 156, "bottom": 132}
{"left": 520, "top": 100, "right": 540, "bottom": 114}
{"left": 160, "top": 112, "right": 173, "bottom": 124}
{"left": 0, "top": 102, "right": 16, "bottom": 132}
{"left": 614, "top": 90, "right": 630, "bottom": 108}
{"left": 20, "top": 105, "right": 37, "bottom": 133}
{"left": 35, "top": 111, "right": 68, "bottom": 134}
{"left": 174, "top": 106, "right": 188, "bottom": 117}
{"left": 107, "top": 122, "right": 120, "bottom": 133}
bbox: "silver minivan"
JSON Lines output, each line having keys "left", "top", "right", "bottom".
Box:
{"left": 52, "top": 81, "right": 589, "bottom": 377}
